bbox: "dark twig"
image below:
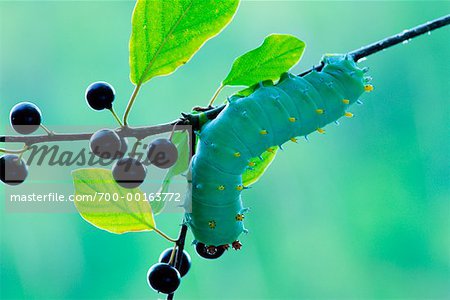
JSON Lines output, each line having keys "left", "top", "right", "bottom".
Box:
{"left": 197, "top": 14, "right": 450, "bottom": 123}
{"left": 299, "top": 14, "right": 450, "bottom": 76}
{"left": 349, "top": 14, "right": 450, "bottom": 62}
{"left": 1, "top": 119, "right": 189, "bottom": 146}
{"left": 1, "top": 15, "right": 448, "bottom": 149}
{"left": 167, "top": 131, "right": 195, "bottom": 300}
{"left": 167, "top": 224, "right": 189, "bottom": 300}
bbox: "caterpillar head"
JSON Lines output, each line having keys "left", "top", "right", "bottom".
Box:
{"left": 321, "top": 53, "right": 351, "bottom": 64}
{"left": 195, "top": 242, "right": 226, "bottom": 259}
{"left": 321, "top": 53, "right": 366, "bottom": 101}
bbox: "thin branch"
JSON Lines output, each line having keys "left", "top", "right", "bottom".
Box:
{"left": 299, "top": 14, "right": 450, "bottom": 76}
{"left": 202, "top": 14, "right": 450, "bottom": 122}
{"left": 167, "top": 223, "right": 189, "bottom": 300}
{"left": 167, "top": 132, "right": 195, "bottom": 300}
{"left": 1, "top": 15, "right": 449, "bottom": 149}
{"left": 349, "top": 14, "right": 450, "bottom": 62}
{"left": 0, "top": 119, "right": 189, "bottom": 146}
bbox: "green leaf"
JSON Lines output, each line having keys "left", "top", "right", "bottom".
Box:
{"left": 242, "top": 146, "right": 278, "bottom": 186}
{"left": 235, "top": 80, "right": 274, "bottom": 97}
{"left": 72, "top": 168, "right": 155, "bottom": 234}
{"left": 222, "top": 34, "right": 306, "bottom": 87}
{"left": 153, "top": 131, "right": 190, "bottom": 215}
{"left": 130, "top": 0, "right": 240, "bottom": 85}
{"left": 235, "top": 85, "right": 257, "bottom": 97}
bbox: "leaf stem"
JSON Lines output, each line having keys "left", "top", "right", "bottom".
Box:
{"left": 123, "top": 84, "right": 142, "bottom": 126}
{"left": 153, "top": 227, "right": 178, "bottom": 243}
{"left": 109, "top": 108, "right": 124, "bottom": 127}
{"left": 168, "top": 121, "right": 181, "bottom": 141}
{"left": 208, "top": 84, "right": 224, "bottom": 107}
{"left": 0, "top": 146, "right": 29, "bottom": 154}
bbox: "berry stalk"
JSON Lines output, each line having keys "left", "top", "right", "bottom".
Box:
{"left": 109, "top": 108, "right": 124, "bottom": 127}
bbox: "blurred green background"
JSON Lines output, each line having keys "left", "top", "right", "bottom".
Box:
{"left": 1, "top": 1, "right": 449, "bottom": 299}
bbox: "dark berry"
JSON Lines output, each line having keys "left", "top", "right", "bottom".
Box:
{"left": 89, "top": 129, "right": 122, "bottom": 159}
{"left": 112, "top": 157, "right": 146, "bottom": 189}
{"left": 10, "top": 102, "right": 42, "bottom": 134}
{"left": 159, "top": 248, "right": 191, "bottom": 277}
{"left": 0, "top": 155, "right": 28, "bottom": 186}
{"left": 85, "top": 81, "right": 115, "bottom": 111}
{"left": 147, "top": 138, "right": 178, "bottom": 169}
{"left": 147, "top": 263, "right": 181, "bottom": 294}
{"left": 195, "top": 243, "right": 225, "bottom": 260}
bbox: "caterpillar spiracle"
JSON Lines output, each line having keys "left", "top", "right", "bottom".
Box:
{"left": 184, "top": 54, "right": 372, "bottom": 254}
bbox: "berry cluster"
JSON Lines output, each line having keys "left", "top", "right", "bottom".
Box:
{"left": 145, "top": 240, "right": 231, "bottom": 295}
{"left": 85, "top": 82, "right": 179, "bottom": 189}
{"left": 147, "top": 248, "right": 191, "bottom": 294}
{"left": 0, "top": 102, "right": 43, "bottom": 185}
{"left": 1, "top": 81, "right": 179, "bottom": 189}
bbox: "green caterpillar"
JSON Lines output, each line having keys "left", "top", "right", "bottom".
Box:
{"left": 184, "top": 54, "right": 372, "bottom": 254}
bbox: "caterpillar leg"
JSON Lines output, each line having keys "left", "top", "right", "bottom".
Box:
{"left": 232, "top": 240, "right": 243, "bottom": 250}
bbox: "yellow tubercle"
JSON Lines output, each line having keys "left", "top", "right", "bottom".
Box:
{"left": 288, "top": 117, "right": 296, "bottom": 122}
{"left": 316, "top": 109, "right": 324, "bottom": 115}
{"left": 290, "top": 137, "right": 298, "bottom": 143}
{"left": 344, "top": 112, "right": 354, "bottom": 118}
{"left": 217, "top": 185, "right": 225, "bottom": 191}
{"left": 234, "top": 152, "right": 241, "bottom": 158}
{"left": 235, "top": 214, "right": 245, "bottom": 221}
{"left": 236, "top": 185, "right": 244, "bottom": 191}
{"left": 260, "top": 129, "right": 268, "bottom": 135}
{"left": 248, "top": 161, "right": 256, "bottom": 167}
{"left": 342, "top": 99, "right": 350, "bottom": 104}
{"left": 364, "top": 84, "right": 374, "bottom": 92}
{"left": 317, "top": 128, "right": 325, "bottom": 134}
{"left": 208, "top": 220, "right": 216, "bottom": 229}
